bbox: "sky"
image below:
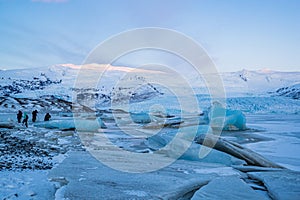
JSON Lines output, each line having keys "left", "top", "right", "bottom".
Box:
{"left": 0, "top": 0, "right": 299, "bottom": 72}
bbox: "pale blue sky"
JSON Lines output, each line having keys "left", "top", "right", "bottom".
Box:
{"left": 0, "top": 0, "right": 299, "bottom": 72}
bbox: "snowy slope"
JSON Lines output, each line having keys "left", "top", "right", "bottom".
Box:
{"left": 273, "top": 83, "right": 300, "bottom": 99}
{"left": 168, "top": 68, "right": 300, "bottom": 96}
{"left": 0, "top": 65, "right": 76, "bottom": 99}
{"left": 211, "top": 69, "right": 300, "bottom": 96}
{"left": 0, "top": 64, "right": 163, "bottom": 109}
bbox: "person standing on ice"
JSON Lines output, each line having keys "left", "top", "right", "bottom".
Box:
{"left": 22, "top": 113, "right": 29, "bottom": 128}
{"left": 17, "top": 110, "right": 22, "bottom": 123}
{"left": 44, "top": 113, "right": 51, "bottom": 121}
{"left": 32, "top": 110, "right": 38, "bottom": 122}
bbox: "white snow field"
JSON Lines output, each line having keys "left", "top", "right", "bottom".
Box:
{"left": 0, "top": 65, "right": 300, "bottom": 199}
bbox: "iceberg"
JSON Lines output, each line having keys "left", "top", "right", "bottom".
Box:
{"left": 130, "top": 112, "right": 151, "bottom": 124}
{"left": 34, "top": 120, "right": 75, "bottom": 130}
{"left": 34, "top": 118, "right": 106, "bottom": 131}
{"left": 208, "top": 102, "right": 246, "bottom": 131}
{"left": 75, "top": 118, "right": 107, "bottom": 131}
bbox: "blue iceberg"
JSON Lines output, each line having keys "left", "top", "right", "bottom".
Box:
{"left": 34, "top": 118, "right": 106, "bottom": 131}
{"left": 208, "top": 102, "right": 246, "bottom": 131}
{"left": 130, "top": 112, "right": 151, "bottom": 124}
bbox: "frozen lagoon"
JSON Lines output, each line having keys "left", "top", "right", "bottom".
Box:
{"left": 0, "top": 60, "right": 299, "bottom": 199}
{"left": 1, "top": 110, "right": 300, "bottom": 199}
{"left": 245, "top": 114, "right": 300, "bottom": 171}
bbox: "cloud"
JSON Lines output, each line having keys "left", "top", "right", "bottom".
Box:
{"left": 31, "top": 0, "right": 68, "bottom": 3}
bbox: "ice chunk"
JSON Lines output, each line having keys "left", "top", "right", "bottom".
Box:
{"left": 34, "top": 120, "right": 75, "bottom": 130}
{"left": 208, "top": 102, "right": 246, "bottom": 131}
{"left": 195, "top": 134, "right": 283, "bottom": 168}
{"left": 75, "top": 118, "right": 107, "bottom": 131}
{"left": 145, "top": 133, "right": 168, "bottom": 150}
{"left": 145, "top": 125, "right": 212, "bottom": 150}
{"left": 191, "top": 176, "right": 268, "bottom": 200}
{"left": 145, "top": 126, "right": 244, "bottom": 166}
{"left": 223, "top": 109, "right": 246, "bottom": 131}
{"left": 193, "top": 167, "right": 241, "bottom": 176}
{"left": 48, "top": 151, "right": 216, "bottom": 199}
{"left": 180, "top": 143, "right": 245, "bottom": 166}
{"left": 140, "top": 115, "right": 185, "bottom": 129}
{"left": 0, "top": 121, "right": 14, "bottom": 128}
{"left": 34, "top": 118, "right": 106, "bottom": 131}
{"left": 130, "top": 112, "right": 151, "bottom": 124}
{"left": 248, "top": 170, "right": 300, "bottom": 200}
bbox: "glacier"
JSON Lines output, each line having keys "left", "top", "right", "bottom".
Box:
{"left": 273, "top": 83, "right": 300, "bottom": 99}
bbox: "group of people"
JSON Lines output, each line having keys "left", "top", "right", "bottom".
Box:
{"left": 17, "top": 110, "right": 51, "bottom": 128}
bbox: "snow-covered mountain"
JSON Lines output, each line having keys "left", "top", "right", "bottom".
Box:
{"left": 143, "top": 67, "right": 300, "bottom": 97}
{"left": 0, "top": 65, "right": 299, "bottom": 113}
{"left": 0, "top": 64, "right": 164, "bottom": 111}
{"left": 222, "top": 69, "right": 300, "bottom": 95}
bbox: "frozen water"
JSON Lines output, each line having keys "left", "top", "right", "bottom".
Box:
{"left": 248, "top": 170, "right": 300, "bottom": 200}
{"left": 244, "top": 114, "right": 300, "bottom": 171}
{"left": 193, "top": 166, "right": 241, "bottom": 176}
{"left": 191, "top": 176, "right": 268, "bottom": 200}
{"left": 180, "top": 142, "right": 246, "bottom": 166}
{"left": 47, "top": 151, "right": 228, "bottom": 199}
{"left": 145, "top": 125, "right": 212, "bottom": 150}
{"left": 0, "top": 171, "right": 55, "bottom": 200}
{"left": 144, "top": 125, "right": 245, "bottom": 166}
